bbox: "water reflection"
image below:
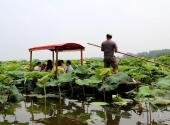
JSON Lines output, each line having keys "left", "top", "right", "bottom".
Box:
{"left": 0, "top": 98, "right": 169, "bottom": 125}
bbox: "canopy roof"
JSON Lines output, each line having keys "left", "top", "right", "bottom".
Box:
{"left": 29, "top": 43, "right": 85, "bottom": 52}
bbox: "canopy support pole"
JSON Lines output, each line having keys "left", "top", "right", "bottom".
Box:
{"left": 52, "top": 51, "right": 55, "bottom": 66}
{"left": 80, "top": 49, "right": 83, "bottom": 65}
{"left": 29, "top": 51, "right": 32, "bottom": 71}
{"left": 55, "top": 48, "right": 59, "bottom": 77}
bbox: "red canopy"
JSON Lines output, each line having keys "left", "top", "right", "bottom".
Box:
{"left": 29, "top": 43, "right": 85, "bottom": 52}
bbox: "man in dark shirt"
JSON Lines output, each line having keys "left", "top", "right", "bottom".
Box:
{"left": 101, "top": 34, "right": 118, "bottom": 73}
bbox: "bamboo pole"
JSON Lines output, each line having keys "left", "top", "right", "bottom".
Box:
{"left": 80, "top": 49, "right": 83, "bottom": 65}
{"left": 87, "top": 43, "right": 170, "bottom": 68}
{"left": 29, "top": 51, "right": 33, "bottom": 71}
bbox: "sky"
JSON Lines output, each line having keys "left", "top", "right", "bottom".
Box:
{"left": 0, "top": 0, "right": 170, "bottom": 61}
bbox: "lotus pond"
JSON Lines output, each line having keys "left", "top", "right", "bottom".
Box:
{"left": 0, "top": 56, "right": 170, "bottom": 125}
{"left": 0, "top": 97, "right": 170, "bottom": 125}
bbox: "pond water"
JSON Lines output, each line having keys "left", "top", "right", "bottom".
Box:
{"left": 0, "top": 98, "right": 169, "bottom": 125}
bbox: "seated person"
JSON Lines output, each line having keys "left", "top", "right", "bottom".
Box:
{"left": 34, "top": 62, "right": 41, "bottom": 71}
{"left": 45, "top": 60, "right": 53, "bottom": 72}
{"left": 41, "top": 63, "right": 46, "bottom": 72}
{"left": 52, "top": 60, "right": 65, "bottom": 74}
{"left": 60, "top": 60, "right": 67, "bottom": 70}
{"left": 66, "top": 60, "right": 74, "bottom": 73}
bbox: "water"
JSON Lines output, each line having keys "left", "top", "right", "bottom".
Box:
{"left": 0, "top": 98, "right": 169, "bottom": 125}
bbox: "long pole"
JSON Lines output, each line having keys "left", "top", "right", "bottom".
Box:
{"left": 87, "top": 43, "right": 170, "bottom": 67}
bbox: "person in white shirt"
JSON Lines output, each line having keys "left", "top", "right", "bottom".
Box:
{"left": 34, "top": 62, "right": 41, "bottom": 71}
{"left": 66, "top": 60, "right": 74, "bottom": 73}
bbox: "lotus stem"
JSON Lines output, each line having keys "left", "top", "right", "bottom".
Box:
{"left": 70, "top": 82, "right": 74, "bottom": 97}
{"left": 149, "top": 102, "right": 152, "bottom": 124}
{"left": 83, "top": 86, "right": 85, "bottom": 97}
{"left": 103, "top": 89, "right": 106, "bottom": 101}
{"left": 44, "top": 96, "right": 47, "bottom": 118}
{"left": 58, "top": 85, "right": 61, "bottom": 104}
{"left": 43, "top": 85, "right": 46, "bottom": 98}
{"left": 145, "top": 101, "right": 149, "bottom": 125}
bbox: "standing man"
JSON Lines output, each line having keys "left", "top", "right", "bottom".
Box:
{"left": 101, "top": 34, "right": 118, "bottom": 73}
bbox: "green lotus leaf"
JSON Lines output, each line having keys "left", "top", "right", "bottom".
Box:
{"left": 90, "top": 102, "right": 109, "bottom": 106}
{"left": 157, "top": 76, "right": 170, "bottom": 90}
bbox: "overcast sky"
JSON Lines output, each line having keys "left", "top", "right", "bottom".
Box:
{"left": 0, "top": 0, "right": 170, "bottom": 60}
